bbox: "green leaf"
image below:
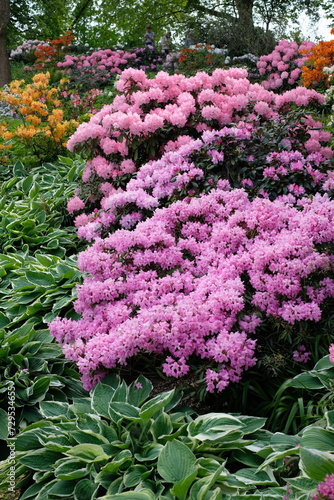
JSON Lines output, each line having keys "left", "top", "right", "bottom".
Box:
{"left": 26, "top": 271, "right": 55, "bottom": 287}
{"left": 188, "top": 413, "right": 243, "bottom": 441}
{"left": 16, "top": 430, "right": 51, "bottom": 451}
{"left": 123, "top": 465, "right": 152, "bottom": 488}
{"left": 100, "top": 491, "right": 155, "bottom": 500}
{"left": 151, "top": 412, "right": 173, "bottom": 440}
{"left": 19, "top": 449, "right": 63, "bottom": 471}
{"left": 127, "top": 376, "right": 153, "bottom": 406}
{"left": 91, "top": 382, "right": 115, "bottom": 419}
{"left": 65, "top": 444, "right": 109, "bottom": 463}
{"left": 0, "top": 408, "right": 9, "bottom": 439}
{"left": 171, "top": 469, "right": 198, "bottom": 500}
{"left": 157, "top": 440, "right": 197, "bottom": 483}
{"left": 140, "top": 390, "right": 174, "bottom": 420}
{"left": 301, "top": 427, "right": 334, "bottom": 452}
{"left": 49, "top": 479, "right": 77, "bottom": 496}
{"left": 40, "top": 401, "right": 69, "bottom": 418}
{"left": 54, "top": 461, "right": 88, "bottom": 481}
{"left": 300, "top": 447, "right": 334, "bottom": 481}
{"left": 74, "top": 479, "right": 99, "bottom": 500}
{"left": 108, "top": 401, "right": 141, "bottom": 421}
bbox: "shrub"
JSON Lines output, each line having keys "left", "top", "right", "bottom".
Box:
{"left": 0, "top": 72, "right": 79, "bottom": 165}
{"left": 301, "top": 30, "right": 334, "bottom": 90}
{"left": 65, "top": 66, "right": 326, "bottom": 216}
{"left": 50, "top": 186, "right": 334, "bottom": 392}
{"left": 177, "top": 44, "right": 227, "bottom": 76}
{"left": 257, "top": 40, "right": 314, "bottom": 91}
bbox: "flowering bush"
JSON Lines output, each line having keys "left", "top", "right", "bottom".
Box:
{"left": 10, "top": 39, "right": 50, "bottom": 63}
{"left": 50, "top": 186, "right": 334, "bottom": 391}
{"left": 57, "top": 47, "right": 164, "bottom": 91}
{"left": 257, "top": 40, "right": 314, "bottom": 91}
{"left": 0, "top": 72, "right": 78, "bottom": 163}
{"left": 69, "top": 112, "right": 333, "bottom": 241}
{"left": 49, "top": 67, "right": 334, "bottom": 393}
{"left": 178, "top": 44, "right": 227, "bottom": 76}
{"left": 33, "top": 30, "right": 74, "bottom": 70}
{"left": 65, "top": 67, "right": 326, "bottom": 224}
{"left": 301, "top": 30, "right": 334, "bottom": 90}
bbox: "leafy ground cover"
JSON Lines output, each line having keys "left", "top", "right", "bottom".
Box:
{"left": 0, "top": 33, "right": 334, "bottom": 499}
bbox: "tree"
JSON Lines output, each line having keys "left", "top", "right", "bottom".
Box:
{"left": 0, "top": 0, "right": 11, "bottom": 87}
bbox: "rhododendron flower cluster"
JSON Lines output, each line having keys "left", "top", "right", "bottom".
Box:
{"left": 302, "top": 30, "right": 334, "bottom": 90}
{"left": 69, "top": 121, "right": 333, "bottom": 241}
{"left": 10, "top": 39, "right": 50, "bottom": 61}
{"left": 312, "top": 474, "right": 334, "bottom": 499}
{"left": 57, "top": 49, "right": 141, "bottom": 87}
{"left": 66, "top": 67, "right": 325, "bottom": 212}
{"left": 50, "top": 187, "right": 334, "bottom": 391}
{"left": 257, "top": 40, "right": 314, "bottom": 90}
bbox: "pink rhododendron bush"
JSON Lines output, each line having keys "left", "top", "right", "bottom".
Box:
{"left": 257, "top": 40, "right": 315, "bottom": 91}
{"left": 50, "top": 186, "right": 334, "bottom": 391}
{"left": 50, "top": 67, "right": 334, "bottom": 392}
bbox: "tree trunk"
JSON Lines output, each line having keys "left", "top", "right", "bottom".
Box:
{"left": 235, "top": 0, "right": 254, "bottom": 30}
{"left": 0, "top": 0, "right": 12, "bottom": 87}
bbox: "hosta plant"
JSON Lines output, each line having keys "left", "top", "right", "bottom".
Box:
{"left": 0, "top": 374, "right": 302, "bottom": 499}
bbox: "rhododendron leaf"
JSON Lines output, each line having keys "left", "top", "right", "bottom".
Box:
{"left": 301, "top": 427, "right": 334, "bottom": 451}
{"left": 65, "top": 444, "right": 109, "bottom": 463}
{"left": 108, "top": 401, "right": 141, "bottom": 421}
{"left": 91, "top": 382, "right": 115, "bottom": 419}
{"left": 300, "top": 447, "right": 334, "bottom": 481}
{"left": 140, "top": 390, "right": 175, "bottom": 420}
{"left": 157, "top": 440, "right": 197, "bottom": 483}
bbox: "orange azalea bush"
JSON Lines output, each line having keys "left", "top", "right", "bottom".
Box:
{"left": 301, "top": 29, "right": 334, "bottom": 90}
{"left": 32, "top": 31, "right": 74, "bottom": 71}
{"left": 0, "top": 72, "right": 78, "bottom": 164}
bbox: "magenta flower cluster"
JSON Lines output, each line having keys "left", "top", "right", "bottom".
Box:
{"left": 50, "top": 186, "right": 334, "bottom": 391}
{"left": 313, "top": 474, "right": 334, "bottom": 499}
{"left": 257, "top": 40, "right": 314, "bottom": 90}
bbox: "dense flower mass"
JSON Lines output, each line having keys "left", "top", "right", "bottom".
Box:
{"left": 50, "top": 186, "right": 334, "bottom": 391}
{"left": 312, "top": 474, "right": 334, "bottom": 499}
{"left": 301, "top": 30, "right": 334, "bottom": 90}
{"left": 65, "top": 67, "right": 325, "bottom": 216}
{"left": 257, "top": 40, "right": 314, "bottom": 90}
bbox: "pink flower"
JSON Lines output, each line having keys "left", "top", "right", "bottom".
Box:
{"left": 67, "top": 196, "right": 85, "bottom": 213}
